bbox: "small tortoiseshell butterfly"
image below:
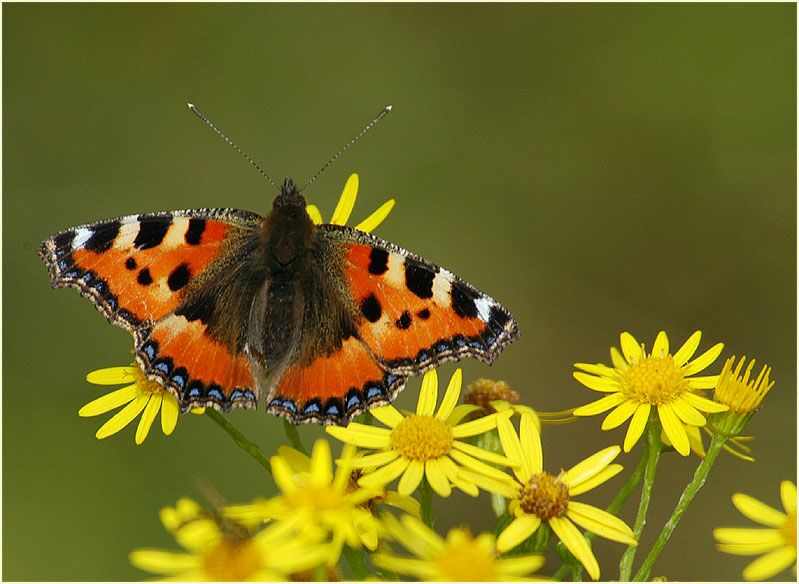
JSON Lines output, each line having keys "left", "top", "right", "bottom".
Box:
{"left": 38, "top": 106, "right": 519, "bottom": 425}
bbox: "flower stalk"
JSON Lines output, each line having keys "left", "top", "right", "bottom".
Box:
{"left": 205, "top": 408, "right": 272, "bottom": 475}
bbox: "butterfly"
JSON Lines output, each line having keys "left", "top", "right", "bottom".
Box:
{"left": 38, "top": 110, "right": 520, "bottom": 426}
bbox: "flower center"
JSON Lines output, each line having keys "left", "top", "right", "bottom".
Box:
{"left": 390, "top": 415, "right": 453, "bottom": 460}
{"left": 464, "top": 379, "right": 519, "bottom": 409}
{"left": 203, "top": 538, "right": 261, "bottom": 581}
{"left": 130, "top": 363, "right": 167, "bottom": 395}
{"left": 781, "top": 511, "right": 796, "bottom": 548}
{"left": 519, "top": 472, "right": 569, "bottom": 519}
{"left": 435, "top": 531, "right": 497, "bottom": 581}
{"left": 620, "top": 355, "right": 687, "bottom": 405}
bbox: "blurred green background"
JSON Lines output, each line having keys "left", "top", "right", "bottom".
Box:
{"left": 4, "top": 3, "right": 795, "bottom": 581}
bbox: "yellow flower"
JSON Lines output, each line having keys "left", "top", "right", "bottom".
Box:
{"left": 326, "top": 369, "right": 514, "bottom": 498}
{"left": 225, "top": 439, "right": 383, "bottom": 565}
{"left": 372, "top": 513, "right": 546, "bottom": 581}
{"left": 462, "top": 414, "right": 635, "bottom": 580}
{"left": 305, "top": 172, "right": 395, "bottom": 232}
{"left": 710, "top": 355, "right": 775, "bottom": 437}
{"left": 129, "top": 498, "right": 331, "bottom": 581}
{"left": 572, "top": 330, "right": 728, "bottom": 456}
{"left": 79, "top": 363, "right": 202, "bottom": 444}
{"left": 714, "top": 480, "right": 796, "bottom": 581}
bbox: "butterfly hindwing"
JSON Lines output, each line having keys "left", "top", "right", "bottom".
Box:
{"left": 265, "top": 335, "right": 407, "bottom": 424}
{"left": 320, "top": 224, "right": 520, "bottom": 377}
{"left": 136, "top": 314, "right": 258, "bottom": 411}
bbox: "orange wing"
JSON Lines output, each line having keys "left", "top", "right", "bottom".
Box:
{"left": 265, "top": 336, "right": 406, "bottom": 424}
{"left": 135, "top": 314, "right": 258, "bottom": 411}
{"left": 321, "top": 225, "right": 520, "bottom": 376}
{"left": 38, "top": 209, "right": 261, "bottom": 328}
{"left": 40, "top": 209, "right": 263, "bottom": 411}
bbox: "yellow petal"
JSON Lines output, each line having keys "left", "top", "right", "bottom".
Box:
{"left": 435, "top": 368, "right": 462, "bottom": 421}
{"left": 372, "top": 554, "right": 438, "bottom": 579}
{"left": 400, "top": 515, "right": 445, "bottom": 555}
{"left": 135, "top": 392, "right": 162, "bottom": 444}
{"left": 673, "top": 331, "right": 702, "bottom": 366}
{"left": 520, "top": 409, "right": 543, "bottom": 475}
{"left": 496, "top": 414, "right": 527, "bottom": 477}
{"left": 561, "top": 446, "right": 620, "bottom": 489}
{"left": 277, "top": 445, "right": 311, "bottom": 472}
{"left": 86, "top": 366, "right": 138, "bottom": 385}
{"left": 359, "top": 456, "right": 410, "bottom": 488}
{"left": 95, "top": 393, "right": 150, "bottom": 439}
{"left": 496, "top": 554, "right": 547, "bottom": 576}
{"left": 742, "top": 546, "right": 797, "bottom": 581}
{"left": 451, "top": 439, "right": 511, "bottom": 466}
{"left": 651, "top": 331, "right": 669, "bottom": 358}
{"left": 160, "top": 393, "right": 179, "bottom": 435}
{"left": 78, "top": 384, "right": 139, "bottom": 417}
{"left": 347, "top": 449, "right": 400, "bottom": 469}
{"left": 305, "top": 204, "right": 323, "bottom": 225}
{"left": 781, "top": 480, "right": 797, "bottom": 515}
{"left": 681, "top": 391, "right": 728, "bottom": 413}
{"left": 330, "top": 173, "right": 358, "bottom": 225}
{"left": 687, "top": 375, "right": 719, "bottom": 389}
{"left": 601, "top": 399, "right": 638, "bottom": 430}
{"left": 309, "top": 439, "right": 334, "bottom": 486}
{"left": 623, "top": 403, "right": 650, "bottom": 452}
{"left": 549, "top": 516, "right": 600, "bottom": 580}
{"left": 573, "top": 362, "right": 618, "bottom": 377}
{"left": 670, "top": 396, "right": 707, "bottom": 426}
{"left": 610, "top": 347, "right": 629, "bottom": 371}
{"left": 355, "top": 199, "right": 395, "bottom": 233}
{"left": 573, "top": 372, "right": 620, "bottom": 393}
{"left": 659, "top": 405, "right": 690, "bottom": 456}
{"left": 568, "top": 464, "right": 624, "bottom": 496}
{"left": 496, "top": 514, "right": 542, "bottom": 553}
{"left": 451, "top": 412, "right": 500, "bottom": 438}
{"left": 567, "top": 501, "right": 636, "bottom": 545}
{"left": 425, "top": 458, "right": 452, "bottom": 497}
{"left": 129, "top": 549, "right": 200, "bottom": 574}
{"left": 398, "top": 459, "right": 424, "bottom": 495}
{"left": 416, "top": 370, "right": 438, "bottom": 416}
{"left": 714, "top": 527, "right": 784, "bottom": 548}
{"left": 458, "top": 468, "right": 517, "bottom": 499}
{"left": 684, "top": 342, "right": 724, "bottom": 376}
{"left": 370, "top": 405, "right": 405, "bottom": 428}
{"left": 446, "top": 403, "right": 481, "bottom": 426}
{"left": 732, "top": 493, "right": 787, "bottom": 527}
{"left": 619, "top": 332, "right": 643, "bottom": 364}
{"left": 449, "top": 449, "right": 511, "bottom": 482}
{"left": 270, "top": 456, "right": 299, "bottom": 495}
{"left": 325, "top": 422, "right": 391, "bottom": 448}
{"left": 573, "top": 393, "right": 627, "bottom": 417}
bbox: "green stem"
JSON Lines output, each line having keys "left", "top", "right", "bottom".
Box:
{"left": 419, "top": 478, "right": 434, "bottom": 527}
{"left": 282, "top": 418, "right": 307, "bottom": 454}
{"left": 554, "top": 450, "right": 648, "bottom": 581}
{"left": 205, "top": 409, "right": 271, "bottom": 475}
{"left": 619, "top": 414, "right": 662, "bottom": 581}
{"left": 341, "top": 545, "right": 370, "bottom": 580}
{"left": 633, "top": 432, "right": 727, "bottom": 581}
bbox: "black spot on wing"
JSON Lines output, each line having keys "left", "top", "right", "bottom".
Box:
{"left": 84, "top": 221, "right": 121, "bottom": 253}
{"left": 134, "top": 215, "right": 172, "bottom": 249}
{"left": 175, "top": 292, "right": 215, "bottom": 325}
{"left": 185, "top": 218, "right": 206, "bottom": 245}
{"left": 395, "top": 310, "right": 412, "bottom": 330}
{"left": 368, "top": 247, "right": 389, "bottom": 275}
{"left": 451, "top": 281, "right": 480, "bottom": 318}
{"left": 360, "top": 293, "right": 382, "bottom": 323}
{"left": 125, "top": 257, "right": 137, "bottom": 270}
{"left": 405, "top": 259, "right": 436, "bottom": 299}
{"left": 167, "top": 263, "right": 191, "bottom": 292}
{"left": 137, "top": 268, "right": 153, "bottom": 286}
{"left": 417, "top": 308, "right": 430, "bottom": 319}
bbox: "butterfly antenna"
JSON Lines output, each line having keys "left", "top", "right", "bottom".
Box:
{"left": 187, "top": 103, "right": 280, "bottom": 192}
{"left": 299, "top": 105, "right": 392, "bottom": 193}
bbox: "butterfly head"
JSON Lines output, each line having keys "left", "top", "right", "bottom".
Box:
{"left": 273, "top": 178, "right": 307, "bottom": 209}
{"left": 262, "top": 178, "right": 315, "bottom": 270}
